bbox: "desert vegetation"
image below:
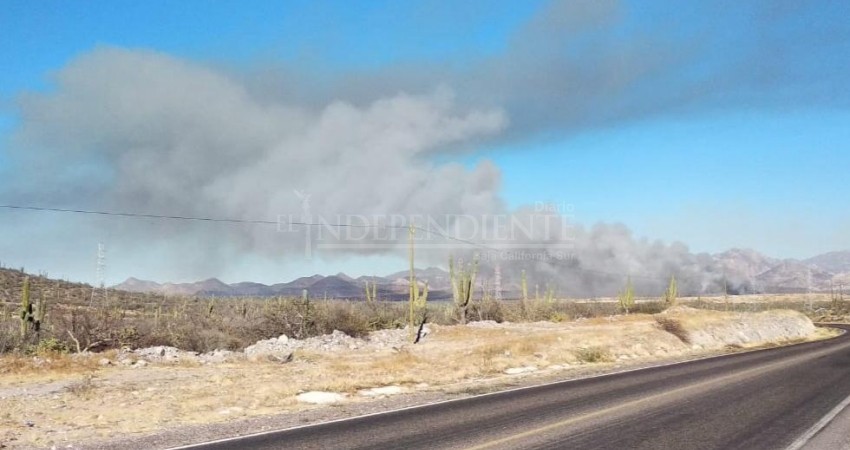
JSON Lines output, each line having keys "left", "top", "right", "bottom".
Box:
{"left": 0, "top": 267, "right": 663, "bottom": 355}
{"left": 0, "top": 262, "right": 850, "bottom": 354}
{"left": 1, "top": 262, "right": 844, "bottom": 450}
{"left": 0, "top": 261, "right": 848, "bottom": 357}
{"left": 0, "top": 304, "right": 827, "bottom": 450}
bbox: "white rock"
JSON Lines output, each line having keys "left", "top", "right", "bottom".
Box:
{"left": 200, "top": 349, "right": 240, "bottom": 364}
{"left": 358, "top": 386, "right": 405, "bottom": 397}
{"left": 218, "top": 406, "right": 245, "bottom": 415}
{"left": 296, "top": 391, "right": 347, "bottom": 405}
{"left": 504, "top": 366, "right": 538, "bottom": 375}
{"left": 132, "top": 346, "right": 198, "bottom": 363}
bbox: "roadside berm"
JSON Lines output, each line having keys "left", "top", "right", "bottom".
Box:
{"left": 0, "top": 307, "right": 832, "bottom": 449}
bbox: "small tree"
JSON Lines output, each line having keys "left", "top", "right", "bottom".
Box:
{"left": 663, "top": 275, "right": 678, "bottom": 308}
{"left": 618, "top": 277, "right": 635, "bottom": 314}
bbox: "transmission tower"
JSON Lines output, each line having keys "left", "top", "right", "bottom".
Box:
{"left": 90, "top": 242, "right": 107, "bottom": 306}
{"left": 494, "top": 263, "right": 503, "bottom": 302}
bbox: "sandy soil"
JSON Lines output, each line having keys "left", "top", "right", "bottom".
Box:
{"left": 0, "top": 307, "right": 836, "bottom": 449}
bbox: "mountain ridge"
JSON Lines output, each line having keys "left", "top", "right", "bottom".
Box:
{"left": 111, "top": 250, "right": 850, "bottom": 298}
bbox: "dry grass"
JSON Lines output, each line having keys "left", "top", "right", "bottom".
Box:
{"left": 655, "top": 317, "right": 690, "bottom": 344}
{"left": 0, "top": 351, "right": 107, "bottom": 384}
{"left": 0, "top": 307, "right": 833, "bottom": 449}
{"left": 65, "top": 373, "right": 98, "bottom": 398}
{"left": 1, "top": 273, "right": 847, "bottom": 450}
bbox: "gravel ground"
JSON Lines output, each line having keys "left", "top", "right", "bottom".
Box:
{"left": 75, "top": 348, "right": 747, "bottom": 450}
{"left": 0, "top": 309, "right": 831, "bottom": 450}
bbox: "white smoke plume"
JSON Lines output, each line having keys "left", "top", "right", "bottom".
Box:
{"left": 2, "top": 0, "right": 848, "bottom": 293}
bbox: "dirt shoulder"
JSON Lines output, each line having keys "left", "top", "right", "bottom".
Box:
{"left": 0, "top": 308, "right": 838, "bottom": 450}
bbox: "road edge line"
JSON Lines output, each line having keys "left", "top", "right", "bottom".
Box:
{"left": 786, "top": 391, "right": 850, "bottom": 450}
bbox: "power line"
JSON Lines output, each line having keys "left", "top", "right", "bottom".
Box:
{"left": 2, "top": 203, "right": 680, "bottom": 283}
{"left": 0, "top": 204, "right": 408, "bottom": 229}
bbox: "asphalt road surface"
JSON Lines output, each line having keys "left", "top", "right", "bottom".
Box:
{"left": 177, "top": 324, "right": 850, "bottom": 450}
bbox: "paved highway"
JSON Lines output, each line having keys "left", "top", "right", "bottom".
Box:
{"left": 176, "top": 324, "right": 850, "bottom": 450}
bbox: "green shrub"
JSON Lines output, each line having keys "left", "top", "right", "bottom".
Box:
{"left": 36, "top": 337, "right": 68, "bottom": 354}
{"left": 575, "top": 346, "right": 612, "bottom": 363}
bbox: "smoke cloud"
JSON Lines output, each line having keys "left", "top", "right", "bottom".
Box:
{"left": 2, "top": 0, "right": 848, "bottom": 293}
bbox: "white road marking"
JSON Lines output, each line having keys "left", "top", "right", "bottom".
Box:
{"left": 786, "top": 392, "right": 850, "bottom": 450}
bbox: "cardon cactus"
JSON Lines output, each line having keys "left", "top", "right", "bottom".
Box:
{"left": 364, "top": 280, "right": 378, "bottom": 304}
{"left": 618, "top": 277, "right": 635, "bottom": 314}
{"left": 450, "top": 254, "right": 479, "bottom": 324}
{"left": 19, "top": 277, "right": 42, "bottom": 336}
{"left": 664, "top": 275, "right": 678, "bottom": 308}
{"left": 408, "top": 224, "right": 429, "bottom": 342}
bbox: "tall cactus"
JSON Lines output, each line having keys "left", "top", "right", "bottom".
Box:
{"left": 34, "top": 293, "right": 47, "bottom": 333}
{"left": 364, "top": 279, "right": 378, "bottom": 304}
{"left": 664, "top": 275, "right": 678, "bottom": 308}
{"left": 618, "top": 276, "right": 635, "bottom": 314}
{"left": 450, "top": 254, "right": 479, "bottom": 324}
{"left": 521, "top": 270, "right": 528, "bottom": 303}
{"left": 413, "top": 280, "right": 428, "bottom": 308}
{"left": 408, "top": 224, "right": 429, "bottom": 342}
{"left": 544, "top": 284, "right": 555, "bottom": 305}
{"left": 20, "top": 276, "right": 32, "bottom": 337}
{"left": 19, "top": 277, "right": 45, "bottom": 337}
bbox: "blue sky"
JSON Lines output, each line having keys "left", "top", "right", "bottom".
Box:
{"left": 490, "top": 109, "right": 850, "bottom": 256}
{"left": 1, "top": 1, "right": 849, "bottom": 283}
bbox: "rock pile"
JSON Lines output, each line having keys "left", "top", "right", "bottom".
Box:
{"left": 112, "top": 325, "right": 432, "bottom": 366}
{"left": 112, "top": 346, "right": 241, "bottom": 366}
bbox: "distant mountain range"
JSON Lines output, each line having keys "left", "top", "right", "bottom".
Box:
{"left": 713, "top": 249, "right": 848, "bottom": 294}
{"left": 114, "top": 269, "right": 454, "bottom": 300}
{"left": 113, "top": 250, "right": 850, "bottom": 298}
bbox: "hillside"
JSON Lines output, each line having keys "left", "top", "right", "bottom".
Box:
{"left": 805, "top": 250, "right": 850, "bottom": 274}
{"left": 112, "top": 267, "right": 455, "bottom": 300}
{"left": 0, "top": 266, "right": 164, "bottom": 309}
{"left": 5, "top": 248, "right": 850, "bottom": 302}
{"left": 755, "top": 260, "right": 835, "bottom": 293}
{"left": 110, "top": 249, "right": 850, "bottom": 298}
